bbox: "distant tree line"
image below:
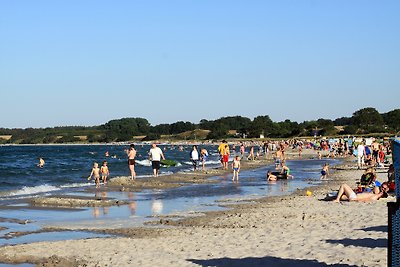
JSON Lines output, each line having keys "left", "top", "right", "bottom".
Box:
{"left": 1, "top": 107, "right": 400, "bottom": 144}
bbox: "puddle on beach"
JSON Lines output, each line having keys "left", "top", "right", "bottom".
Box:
{"left": 0, "top": 159, "right": 339, "bottom": 246}
{"left": 0, "top": 230, "right": 113, "bottom": 247}
{"left": 0, "top": 264, "right": 34, "bottom": 267}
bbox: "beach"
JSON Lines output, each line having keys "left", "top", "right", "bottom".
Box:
{"left": 0, "top": 154, "right": 392, "bottom": 267}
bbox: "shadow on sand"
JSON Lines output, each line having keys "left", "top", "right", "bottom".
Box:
{"left": 188, "top": 256, "right": 357, "bottom": 267}
{"left": 358, "top": 225, "right": 387, "bottom": 233}
{"left": 326, "top": 238, "right": 387, "bottom": 248}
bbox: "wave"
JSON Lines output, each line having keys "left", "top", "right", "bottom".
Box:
{"left": 5, "top": 184, "right": 61, "bottom": 197}
{"left": 2, "top": 182, "right": 91, "bottom": 198}
{"left": 135, "top": 159, "right": 152, "bottom": 166}
{"left": 183, "top": 159, "right": 227, "bottom": 165}
{"left": 205, "top": 160, "right": 222, "bottom": 165}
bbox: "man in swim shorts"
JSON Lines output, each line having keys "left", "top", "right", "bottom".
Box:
{"left": 149, "top": 143, "right": 165, "bottom": 177}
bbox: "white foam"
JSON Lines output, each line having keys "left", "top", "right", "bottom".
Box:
{"left": 6, "top": 184, "right": 61, "bottom": 197}
{"left": 136, "top": 159, "right": 152, "bottom": 166}
{"left": 60, "top": 182, "right": 92, "bottom": 189}
{"left": 205, "top": 160, "right": 222, "bottom": 165}
{"left": 2, "top": 182, "right": 91, "bottom": 198}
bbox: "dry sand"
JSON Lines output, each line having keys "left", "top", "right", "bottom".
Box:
{"left": 0, "top": 154, "right": 393, "bottom": 267}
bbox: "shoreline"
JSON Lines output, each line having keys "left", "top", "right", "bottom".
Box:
{"left": 25, "top": 150, "right": 293, "bottom": 208}
{"left": 0, "top": 153, "right": 392, "bottom": 266}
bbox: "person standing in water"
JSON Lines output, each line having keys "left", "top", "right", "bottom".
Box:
{"left": 274, "top": 148, "right": 283, "bottom": 170}
{"left": 190, "top": 145, "right": 199, "bottom": 171}
{"left": 320, "top": 163, "right": 329, "bottom": 180}
{"left": 239, "top": 143, "right": 245, "bottom": 160}
{"left": 149, "top": 143, "right": 165, "bottom": 177}
{"left": 200, "top": 148, "right": 208, "bottom": 171}
{"left": 100, "top": 160, "right": 110, "bottom": 184}
{"left": 88, "top": 162, "right": 101, "bottom": 188}
{"left": 232, "top": 156, "right": 241, "bottom": 181}
{"left": 125, "top": 144, "right": 137, "bottom": 180}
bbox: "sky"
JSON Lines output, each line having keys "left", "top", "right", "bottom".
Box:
{"left": 1, "top": 0, "right": 399, "bottom": 128}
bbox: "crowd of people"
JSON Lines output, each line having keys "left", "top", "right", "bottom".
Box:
{"left": 69, "top": 136, "right": 395, "bottom": 193}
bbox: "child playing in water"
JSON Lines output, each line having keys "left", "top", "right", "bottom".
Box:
{"left": 200, "top": 148, "right": 208, "bottom": 171}
{"left": 320, "top": 163, "right": 329, "bottom": 180}
{"left": 281, "top": 162, "right": 293, "bottom": 179}
{"left": 88, "top": 162, "right": 101, "bottom": 188}
{"left": 267, "top": 170, "right": 277, "bottom": 181}
{"left": 232, "top": 156, "right": 241, "bottom": 181}
{"left": 100, "top": 160, "right": 109, "bottom": 184}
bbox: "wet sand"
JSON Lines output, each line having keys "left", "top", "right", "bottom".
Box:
{"left": 0, "top": 150, "right": 392, "bottom": 266}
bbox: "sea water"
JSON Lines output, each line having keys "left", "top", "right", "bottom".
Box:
{"left": 0, "top": 144, "right": 221, "bottom": 196}
{"left": 0, "top": 144, "right": 339, "bottom": 248}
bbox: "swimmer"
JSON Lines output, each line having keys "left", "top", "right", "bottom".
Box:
{"left": 38, "top": 157, "right": 45, "bottom": 168}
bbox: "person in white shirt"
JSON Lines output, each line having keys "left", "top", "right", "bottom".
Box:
{"left": 149, "top": 143, "right": 165, "bottom": 177}
{"left": 357, "top": 142, "right": 365, "bottom": 169}
{"left": 190, "top": 145, "right": 199, "bottom": 171}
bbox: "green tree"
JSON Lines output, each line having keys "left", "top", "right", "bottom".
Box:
{"left": 383, "top": 109, "right": 400, "bottom": 132}
{"left": 216, "top": 116, "right": 252, "bottom": 131}
{"left": 301, "top": 121, "right": 319, "bottom": 136}
{"left": 248, "top": 115, "right": 274, "bottom": 138}
{"left": 152, "top": 124, "right": 171, "bottom": 135}
{"left": 103, "top": 117, "right": 151, "bottom": 141}
{"left": 206, "top": 123, "right": 229, "bottom": 139}
{"left": 317, "top": 119, "right": 336, "bottom": 135}
{"left": 352, "top": 107, "right": 384, "bottom": 133}
{"left": 342, "top": 125, "right": 358, "bottom": 135}
{"left": 199, "top": 119, "right": 214, "bottom": 130}
{"left": 334, "top": 116, "right": 353, "bottom": 126}
{"left": 270, "top": 120, "right": 299, "bottom": 138}
{"left": 170, "top": 121, "right": 195, "bottom": 134}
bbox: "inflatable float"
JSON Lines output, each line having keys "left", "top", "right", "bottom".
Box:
{"left": 271, "top": 171, "right": 288, "bottom": 179}
{"left": 160, "top": 159, "right": 178, "bottom": 167}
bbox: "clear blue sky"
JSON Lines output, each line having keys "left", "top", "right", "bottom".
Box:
{"left": 1, "top": 1, "right": 399, "bottom": 128}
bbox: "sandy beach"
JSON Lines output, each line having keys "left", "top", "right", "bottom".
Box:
{"left": 0, "top": 151, "right": 393, "bottom": 267}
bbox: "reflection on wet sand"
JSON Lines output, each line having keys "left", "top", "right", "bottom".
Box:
{"left": 92, "top": 191, "right": 110, "bottom": 218}
{"left": 92, "top": 207, "right": 100, "bottom": 218}
{"left": 129, "top": 202, "right": 137, "bottom": 215}
{"left": 152, "top": 200, "right": 163, "bottom": 215}
{"left": 127, "top": 192, "right": 137, "bottom": 215}
{"left": 280, "top": 181, "right": 288, "bottom": 192}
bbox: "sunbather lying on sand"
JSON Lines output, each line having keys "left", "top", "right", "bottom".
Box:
{"left": 333, "top": 182, "right": 389, "bottom": 203}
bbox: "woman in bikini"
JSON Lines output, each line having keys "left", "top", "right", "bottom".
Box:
{"left": 333, "top": 182, "right": 389, "bottom": 203}
{"left": 125, "top": 144, "right": 137, "bottom": 180}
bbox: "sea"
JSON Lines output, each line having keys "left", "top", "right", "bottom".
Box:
{"left": 0, "top": 144, "right": 339, "bottom": 249}
{"left": 0, "top": 144, "right": 223, "bottom": 197}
